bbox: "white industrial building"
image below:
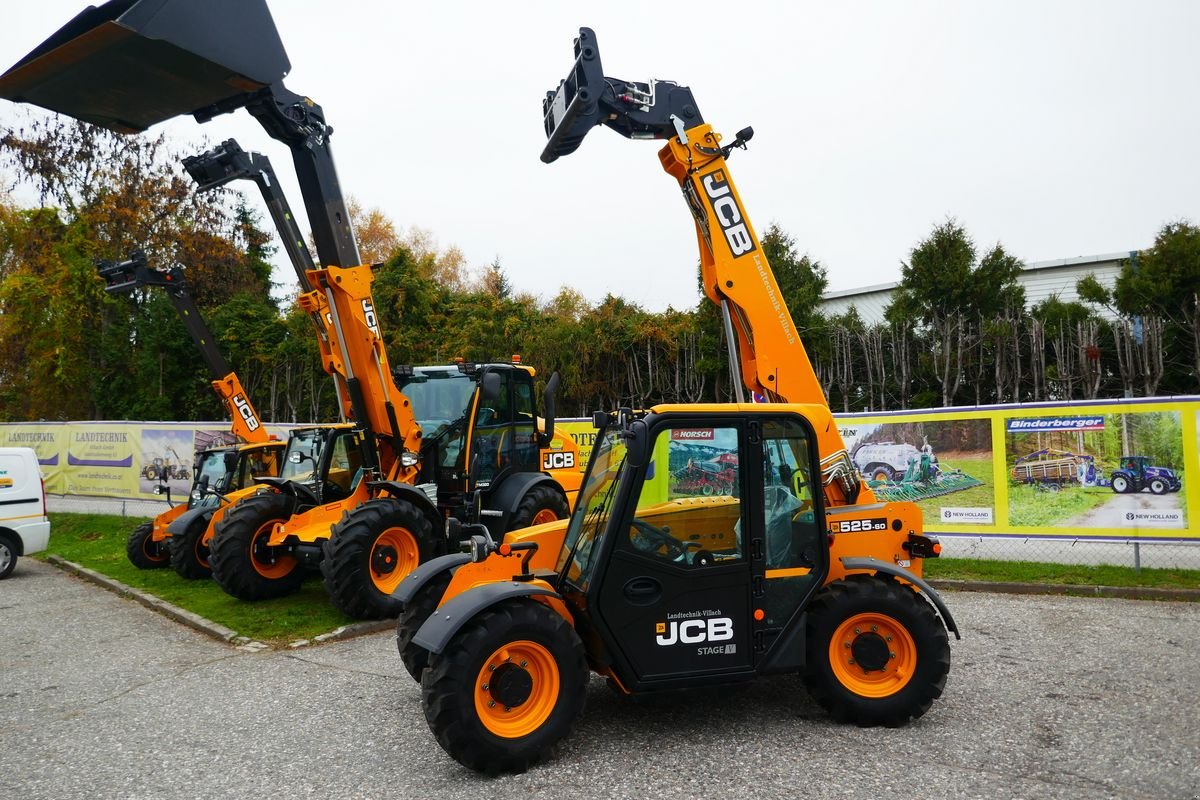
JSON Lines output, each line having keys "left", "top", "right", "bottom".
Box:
{"left": 819, "top": 252, "right": 1132, "bottom": 323}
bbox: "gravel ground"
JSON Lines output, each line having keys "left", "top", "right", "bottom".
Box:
{"left": 2, "top": 558, "right": 1198, "bottom": 799}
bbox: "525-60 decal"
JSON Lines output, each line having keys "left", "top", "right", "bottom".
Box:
{"left": 829, "top": 517, "right": 888, "bottom": 533}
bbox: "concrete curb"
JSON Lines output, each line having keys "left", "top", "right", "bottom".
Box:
{"left": 46, "top": 555, "right": 395, "bottom": 649}
{"left": 47, "top": 555, "right": 247, "bottom": 644}
{"left": 930, "top": 579, "right": 1200, "bottom": 602}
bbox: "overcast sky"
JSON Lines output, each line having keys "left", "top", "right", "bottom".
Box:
{"left": 2, "top": 1, "right": 1198, "bottom": 312}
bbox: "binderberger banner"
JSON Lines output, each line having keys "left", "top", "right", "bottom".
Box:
{"left": 5, "top": 396, "right": 1197, "bottom": 540}
{"left": 559, "top": 396, "right": 1200, "bottom": 542}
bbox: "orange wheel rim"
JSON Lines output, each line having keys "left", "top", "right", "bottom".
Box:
{"left": 474, "top": 640, "right": 559, "bottom": 738}
{"left": 195, "top": 534, "right": 210, "bottom": 569}
{"left": 250, "top": 521, "right": 295, "bottom": 579}
{"left": 829, "top": 612, "right": 916, "bottom": 698}
{"left": 531, "top": 508, "right": 559, "bottom": 526}
{"left": 144, "top": 535, "right": 167, "bottom": 562}
{"left": 369, "top": 527, "right": 419, "bottom": 595}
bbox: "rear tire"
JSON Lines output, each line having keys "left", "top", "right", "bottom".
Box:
{"left": 397, "top": 570, "right": 453, "bottom": 682}
{"left": 209, "top": 493, "right": 303, "bottom": 600}
{"left": 508, "top": 485, "right": 569, "bottom": 530}
{"left": 323, "top": 498, "right": 439, "bottom": 619}
{"left": 169, "top": 513, "right": 213, "bottom": 580}
{"left": 126, "top": 521, "right": 169, "bottom": 569}
{"left": 422, "top": 599, "right": 587, "bottom": 773}
{"left": 803, "top": 575, "right": 950, "bottom": 727}
{"left": 0, "top": 533, "right": 17, "bottom": 579}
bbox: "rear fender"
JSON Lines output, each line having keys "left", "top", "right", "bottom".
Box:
{"left": 369, "top": 480, "right": 442, "bottom": 536}
{"left": 412, "top": 579, "right": 568, "bottom": 655}
{"left": 840, "top": 556, "right": 961, "bottom": 640}
{"left": 165, "top": 506, "right": 215, "bottom": 538}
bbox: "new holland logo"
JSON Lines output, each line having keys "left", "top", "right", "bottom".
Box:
{"left": 701, "top": 170, "right": 757, "bottom": 258}
{"left": 232, "top": 395, "right": 260, "bottom": 432}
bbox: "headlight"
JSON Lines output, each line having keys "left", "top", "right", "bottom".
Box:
{"left": 400, "top": 450, "right": 420, "bottom": 468}
{"left": 190, "top": 490, "right": 202, "bottom": 501}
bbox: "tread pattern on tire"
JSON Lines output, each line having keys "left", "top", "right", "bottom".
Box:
{"left": 396, "top": 569, "right": 454, "bottom": 682}
{"left": 421, "top": 599, "right": 587, "bottom": 773}
{"left": 802, "top": 574, "right": 950, "bottom": 727}
{"left": 126, "top": 520, "right": 168, "bottom": 569}
{"left": 321, "top": 498, "right": 440, "bottom": 620}
{"left": 508, "top": 484, "right": 569, "bottom": 530}
{"left": 208, "top": 492, "right": 302, "bottom": 600}
{"left": 169, "top": 513, "right": 213, "bottom": 580}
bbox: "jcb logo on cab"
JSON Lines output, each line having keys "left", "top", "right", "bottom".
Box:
{"left": 542, "top": 451, "right": 575, "bottom": 471}
{"left": 655, "top": 617, "right": 733, "bottom": 646}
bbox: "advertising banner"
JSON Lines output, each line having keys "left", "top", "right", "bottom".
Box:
{"left": 0, "top": 421, "right": 293, "bottom": 501}
{"left": 6, "top": 398, "right": 1197, "bottom": 541}
{"left": 562, "top": 397, "right": 1200, "bottom": 542}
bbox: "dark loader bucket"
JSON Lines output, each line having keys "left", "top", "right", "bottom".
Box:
{"left": 0, "top": 0, "right": 290, "bottom": 133}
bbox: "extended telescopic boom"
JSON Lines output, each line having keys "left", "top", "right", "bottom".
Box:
{"left": 542, "top": 27, "right": 863, "bottom": 505}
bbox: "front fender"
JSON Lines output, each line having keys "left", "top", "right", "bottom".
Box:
{"left": 840, "top": 556, "right": 961, "bottom": 640}
{"left": 393, "top": 552, "right": 471, "bottom": 605}
{"left": 368, "top": 480, "right": 442, "bottom": 533}
{"left": 165, "top": 506, "right": 215, "bottom": 538}
{"left": 412, "top": 581, "right": 562, "bottom": 655}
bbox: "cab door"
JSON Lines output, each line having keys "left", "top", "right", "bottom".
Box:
{"left": 592, "top": 419, "right": 754, "bottom": 687}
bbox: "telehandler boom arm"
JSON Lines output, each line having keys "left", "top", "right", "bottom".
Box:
{"left": 0, "top": 0, "right": 420, "bottom": 478}
{"left": 542, "top": 28, "right": 862, "bottom": 505}
{"left": 97, "top": 251, "right": 269, "bottom": 445}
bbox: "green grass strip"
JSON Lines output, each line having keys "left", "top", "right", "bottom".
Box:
{"left": 38, "top": 512, "right": 356, "bottom": 642}
{"left": 927, "top": 557, "right": 1200, "bottom": 590}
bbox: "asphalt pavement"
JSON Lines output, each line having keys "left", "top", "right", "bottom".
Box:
{"left": 2, "top": 558, "right": 1198, "bottom": 799}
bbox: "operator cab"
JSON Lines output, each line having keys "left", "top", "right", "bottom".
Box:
{"left": 400, "top": 362, "right": 541, "bottom": 493}
{"left": 276, "top": 425, "right": 366, "bottom": 505}
{"left": 558, "top": 408, "right": 827, "bottom": 691}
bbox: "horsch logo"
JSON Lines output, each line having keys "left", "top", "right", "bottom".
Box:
{"left": 701, "top": 169, "right": 757, "bottom": 258}
{"left": 671, "top": 429, "right": 715, "bottom": 441}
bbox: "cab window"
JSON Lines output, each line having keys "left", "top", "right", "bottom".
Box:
{"left": 626, "top": 425, "right": 743, "bottom": 565}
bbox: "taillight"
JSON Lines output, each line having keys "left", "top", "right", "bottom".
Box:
{"left": 40, "top": 475, "right": 47, "bottom": 515}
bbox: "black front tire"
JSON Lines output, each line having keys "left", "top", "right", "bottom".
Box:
{"left": 209, "top": 493, "right": 303, "bottom": 600}
{"left": 422, "top": 599, "right": 587, "bottom": 773}
{"left": 508, "top": 484, "right": 570, "bottom": 531}
{"left": 126, "top": 521, "right": 169, "bottom": 569}
{"left": 322, "top": 498, "right": 440, "bottom": 619}
{"left": 803, "top": 575, "right": 950, "bottom": 727}
{"left": 169, "top": 513, "right": 213, "bottom": 580}
{"left": 396, "top": 570, "right": 453, "bottom": 682}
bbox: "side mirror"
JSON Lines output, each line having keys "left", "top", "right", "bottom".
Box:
{"left": 625, "top": 420, "right": 650, "bottom": 468}
{"left": 480, "top": 371, "right": 502, "bottom": 401}
{"left": 539, "top": 372, "right": 561, "bottom": 448}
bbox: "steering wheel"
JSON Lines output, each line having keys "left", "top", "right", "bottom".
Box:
{"left": 629, "top": 518, "right": 687, "bottom": 561}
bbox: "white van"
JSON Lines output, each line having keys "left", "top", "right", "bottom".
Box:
{"left": 0, "top": 447, "right": 51, "bottom": 579}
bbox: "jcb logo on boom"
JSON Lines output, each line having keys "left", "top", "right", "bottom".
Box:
{"left": 542, "top": 451, "right": 575, "bottom": 470}
{"left": 233, "top": 395, "right": 260, "bottom": 432}
{"left": 701, "top": 169, "right": 757, "bottom": 258}
{"left": 361, "top": 299, "right": 380, "bottom": 338}
{"left": 655, "top": 617, "right": 734, "bottom": 646}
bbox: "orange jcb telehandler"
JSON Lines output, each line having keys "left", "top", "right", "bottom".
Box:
{"left": 390, "top": 28, "right": 959, "bottom": 772}
{"left": 0, "top": 0, "right": 582, "bottom": 620}
{"left": 99, "top": 251, "right": 285, "bottom": 579}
